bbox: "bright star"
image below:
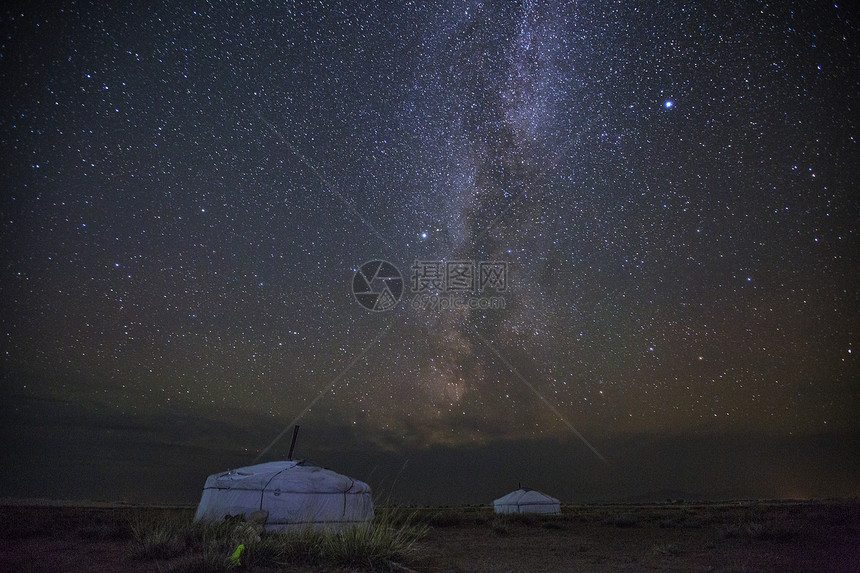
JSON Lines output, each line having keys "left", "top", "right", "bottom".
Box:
{"left": 664, "top": 100, "right": 674, "bottom": 109}
{"left": 420, "top": 232, "right": 428, "bottom": 239}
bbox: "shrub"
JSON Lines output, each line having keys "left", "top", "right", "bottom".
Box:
{"left": 331, "top": 507, "right": 426, "bottom": 566}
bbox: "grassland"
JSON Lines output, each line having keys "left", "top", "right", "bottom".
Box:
{"left": 0, "top": 499, "right": 856, "bottom": 571}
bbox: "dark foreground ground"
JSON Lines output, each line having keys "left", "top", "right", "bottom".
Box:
{"left": 0, "top": 499, "right": 857, "bottom": 572}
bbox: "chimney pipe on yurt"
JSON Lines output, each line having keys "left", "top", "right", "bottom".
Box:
{"left": 287, "top": 425, "right": 300, "bottom": 460}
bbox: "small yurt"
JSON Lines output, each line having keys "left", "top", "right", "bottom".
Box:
{"left": 194, "top": 460, "right": 374, "bottom": 531}
{"left": 493, "top": 488, "right": 561, "bottom": 514}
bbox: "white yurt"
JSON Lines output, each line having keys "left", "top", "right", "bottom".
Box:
{"left": 194, "top": 460, "right": 374, "bottom": 531}
{"left": 493, "top": 488, "right": 561, "bottom": 514}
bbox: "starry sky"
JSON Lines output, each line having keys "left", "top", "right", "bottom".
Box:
{"left": 1, "top": 1, "right": 858, "bottom": 504}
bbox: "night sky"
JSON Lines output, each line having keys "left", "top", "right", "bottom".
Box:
{"left": 2, "top": 1, "right": 858, "bottom": 505}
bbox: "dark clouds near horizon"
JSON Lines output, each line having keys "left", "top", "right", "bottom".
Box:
{"left": 1, "top": 1, "right": 858, "bottom": 504}
{"left": 2, "top": 393, "right": 857, "bottom": 504}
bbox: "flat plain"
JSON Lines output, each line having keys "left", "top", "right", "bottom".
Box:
{"left": 0, "top": 499, "right": 856, "bottom": 572}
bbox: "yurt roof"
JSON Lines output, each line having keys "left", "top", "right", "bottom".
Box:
{"left": 202, "top": 460, "right": 370, "bottom": 494}
{"left": 494, "top": 487, "right": 560, "bottom": 505}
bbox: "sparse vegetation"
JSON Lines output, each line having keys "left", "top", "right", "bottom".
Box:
{"left": 421, "top": 506, "right": 492, "bottom": 527}
{"left": 719, "top": 518, "right": 793, "bottom": 542}
{"left": 491, "top": 516, "right": 510, "bottom": 536}
{"left": 127, "top": 508, "right": 198, "bottom": 560}
{"left": 651, "top": 542, "right": 679, "bottom": 556}
{"left": 607, "top": 512, "right": 638, "bottom": 527}
{"left": 1, "top": 500, "right": 855, "bottom": 571}
{"left": 126, "top": 506, "right": 426, "bottom": 571}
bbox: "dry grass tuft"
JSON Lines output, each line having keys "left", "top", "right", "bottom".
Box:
{"left": 126, "top": 505, "right": 426, "bottom": 571}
